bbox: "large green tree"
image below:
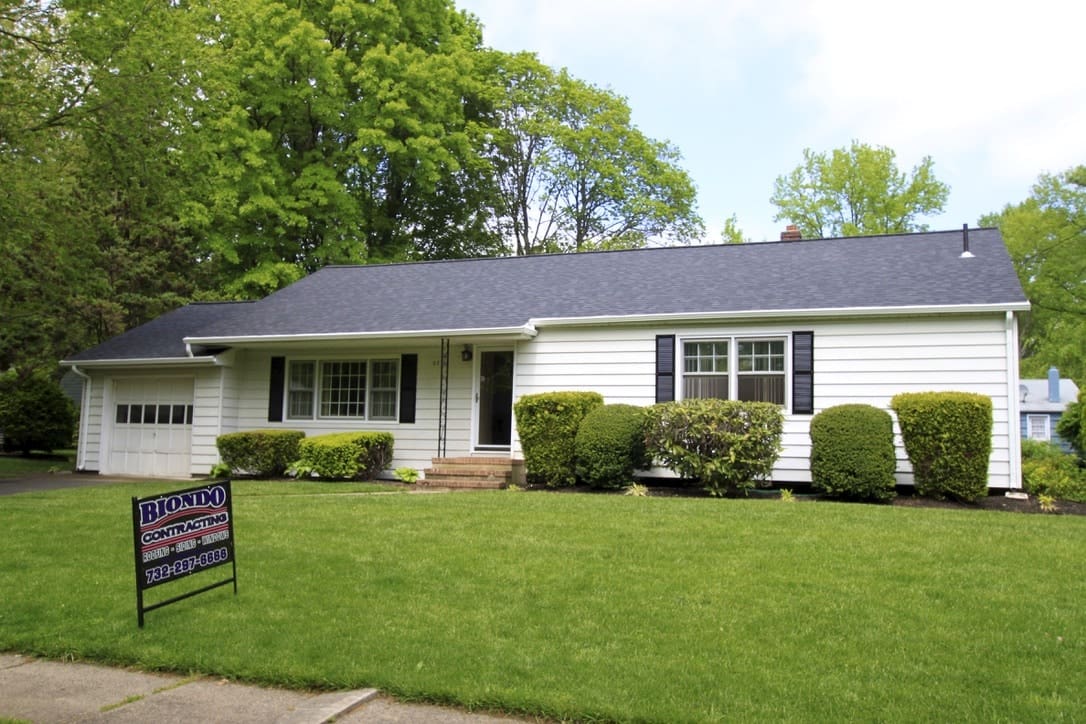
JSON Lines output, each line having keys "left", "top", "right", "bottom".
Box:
{"left": 982, "top": 166, "right": 1086, "bottom": 381}
{"left": 771, "top": 141, "right": 949, "bottom": 239}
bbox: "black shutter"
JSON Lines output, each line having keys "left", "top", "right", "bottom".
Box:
{"left": 268, "top": 356, "right": 285, "bottom": 422}
{"left": 655, "top": 335, "right": 675, "bottom": 403}
{"left": 399, "top": 353, "right": 418, "bottom": 424}
{"left": 792, "top": 331, "right": 814, "bottom": 414}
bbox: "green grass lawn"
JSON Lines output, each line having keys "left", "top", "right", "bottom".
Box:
{"left": 0, "top": 451, "right": 74, "bottom": 478}
{"left": 1, "top": 484, "right": 1084, "bottom": 722}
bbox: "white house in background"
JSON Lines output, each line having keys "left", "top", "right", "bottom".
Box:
{"left": 63, "top": 227, "right": 1030, "bottom": 489}
{"left": 1020, "top": 367, "right": 1080, "bottom": 452}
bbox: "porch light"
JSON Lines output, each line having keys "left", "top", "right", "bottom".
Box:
{"left": 461, "top": 345, "right": 473, "bottom": 362}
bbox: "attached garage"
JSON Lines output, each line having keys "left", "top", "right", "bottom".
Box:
{"left": 107, "top": 378, "right": 194, "bottom": 477}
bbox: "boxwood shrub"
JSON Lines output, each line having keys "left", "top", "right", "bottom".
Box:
{"left": 514, "top": 391, "right": 604, "bottom": 486}
{"left": 216, "top": 429, "right": 305, "bottom": 477}
{"left": 644, "top": 399, "right": 783, "bottom": 496}
{"left": 890, "top": 391, "right": 992, "bottom": 502}
{"left": 810, "top": 404, "right": 896, "bottom": 501}
{"left": 575, "top": 404, "right": 650, "bottom": 488}
{"left": 1021, "top": 439, "right": 1086, "bottom": 502}
{"left": 295, "top": 431, "right": 394, "bottom": 480}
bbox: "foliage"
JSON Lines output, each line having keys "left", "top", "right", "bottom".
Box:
{"left": 719, "top": 214, "right": 751, "bottom": 244}
{"left": 394, "top": 467, "right": 420, "bottom": 484}
{"left": 778, "top": 488, "right": 795, "bottom": 503}
{"left": 644, "top": 399, "right": 783, "bottom": 496}
{"left": 1020, "top": 439, "right": 1086, "bottom": 503}
{"left": 215, "top": 429, "right": 305, "bottom": 478}
{"left": 573, "top": 404, "right": 649, "bottom": 488}
{"left": 624, "top": 482, "right": 649, "bottom": 496}
{"left": 6, "top": 486, "right": 1086, "bottom": 722}
{"left": 209, "top": 462, "right": 232, "bottom": 479}
{"left": 294, "top": 431, "right": 394, "bottom": 481}
{"left": 1056, "top": 391, "right": 1085, "bottom": 459}
{"left": 981, "top": 166, "right": 1086, "bottom": 381}
{"left": 483, "top": 51, "right": 703, "bottom": 254}
{"left": 514, "top": 391, "right": 604, "bottom": 486}
{"left": 771, "top": 141, "right": 949, "bottom": 239}
{"left": 890, "top": 392, "right": 992, "bottom": 502}
{"left": 0, "top": 369, "right": 76, "bottom": 455}
{"left": 810, "top": 404, "right": 897, "bottom": 502}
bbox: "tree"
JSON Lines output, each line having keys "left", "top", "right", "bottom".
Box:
{"left": 0, "top": 370, "right": 76, "bottom": 455}
{"left": 719, "top": 214, "right": 750, "bottom": 244}
{"left": 770, "top": 141, "right": 949, "bottom": 239}
{"left": 982, "top": 166, "right": 1086, "bottom": 381}
{"left": 483, "top": 52, "right": 702, "bottom": 254}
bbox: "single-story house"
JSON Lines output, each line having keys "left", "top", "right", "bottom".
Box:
{"left": 63, "top": 227, "right": 1030, "bottom": 488}
{"left": 1020, "top": 367, "right": 1080, "bottom": 452}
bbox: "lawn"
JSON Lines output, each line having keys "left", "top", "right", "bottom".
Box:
{"left": 1, "top": 483, "right": 1084, "bottom": 722}
{"left": 0, "top": 451, "right": 74, "bottom": 478}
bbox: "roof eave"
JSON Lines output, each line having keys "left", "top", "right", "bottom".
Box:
{"left": 183, "top": 325, "right": 539, "bottom": 347}
{"left": 529, "top": 302, "right": 1032, "bottom": 328}
{"left": 60, "top": 356, "right": 220, "bottom": 369}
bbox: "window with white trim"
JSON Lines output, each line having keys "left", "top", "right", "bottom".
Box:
{"left": 1027, "top": 414, "right": 1050, "bottom": 441}
{"left": 286, "top": 358, "right": 398, "bottom": 421}
{"left": 682, "top": 337, "right": 787, "bottom": 405}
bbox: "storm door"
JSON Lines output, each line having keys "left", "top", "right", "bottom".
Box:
{"left": 475, "top": 350, "right": 514, "bottom": 449}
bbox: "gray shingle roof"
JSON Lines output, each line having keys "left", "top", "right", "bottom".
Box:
{"left": 68, "top": 228, "right": 1028, "bottom": 361}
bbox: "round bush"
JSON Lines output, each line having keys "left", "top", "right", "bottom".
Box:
{"left": 216, "top": 429, "right": 305, "bottom": 477}
{"left": 514, "top": 391, "right": 604, "bottom": 486}
{"left": 575, "top": 404, "right": 649, "bottom": 488}
{"left": 810, "top": 404, "right": 896, "bottom": 501}
{"left": 0, "top": 370, "right": 76, "bottom": 455}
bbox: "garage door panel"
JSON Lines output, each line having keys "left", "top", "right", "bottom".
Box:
{"left": 108, "top": 378, "right": 194, "bottom": 477}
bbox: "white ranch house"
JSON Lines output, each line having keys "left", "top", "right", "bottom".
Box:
{"left": 64, "top": 227, "right": 1030, "bottom": 489}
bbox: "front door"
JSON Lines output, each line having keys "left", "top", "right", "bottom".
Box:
{"left": 475, "top": 349, "right": 514, "bottom": 449}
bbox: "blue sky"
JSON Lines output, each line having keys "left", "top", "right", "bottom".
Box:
{"left": 456, "top": 0, "right": 1086, "bottom": 242}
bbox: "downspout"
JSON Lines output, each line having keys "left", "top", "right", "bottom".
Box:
{"left": 70, "top": 365, "right": 91, "bottom": 472}
{"left": 1005, "top": 311, "right": 1024, "bottom": 492}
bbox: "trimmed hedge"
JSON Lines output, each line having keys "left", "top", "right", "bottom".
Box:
{"left": 294, "top": 431, "right": 394, "bottom": 480}
{"left": 575, "top": 404, "right": 650, "bottom": 488}
{"left": 644, "top": 399, "right": 783, "bottom": 496}
{"left": 216, "top": 429, "right": 305, "bottom": 477}
{"left": 514, "top": 391, "right": 604, "bottom": 486}
{"left": 810, "top": 404, "right": 896, "bottom": 502}
{"left": 890, "top": 391, "right": 992, "bottom": 502}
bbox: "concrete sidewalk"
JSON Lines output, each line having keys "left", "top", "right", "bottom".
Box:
{"left": 0, "top": 654, "right": 529, "bottom": 723}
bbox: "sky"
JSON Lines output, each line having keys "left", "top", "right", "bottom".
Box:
{"left": 455, "top": 0, "right": 1086, "bottom": 242}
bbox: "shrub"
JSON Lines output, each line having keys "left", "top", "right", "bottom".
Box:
{"left": 294, "top": 431, "right": 394, "bottom": 480}
{"left": 810, "top": 404, "right": 897, "bottom": 502}
{"left": 1021, "top": 439, "right": 1086, "bottom": 503}
{"left": 1055, "top": 391, "right": 1085, "bottom": 460}
{"left": 644, "top": 399, "right": 783, "bottom": 496}
{"left": 216, "top": 429, "right": 305, "bottom": 477}
{"left": 514, "top": 391, "right": 604, "bottom": 486}
{"left": 0, "top": 369, "right": 76, "bottom": 455}
{"left": 575, "top": 404, "right": 650, "bottom": 488}
{"left": 890, "top": 391, "right": 992, "bottom": 502}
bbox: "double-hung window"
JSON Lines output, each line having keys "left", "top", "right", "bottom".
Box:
{"left": 682, "top": 337, "right": 787, "bottom": 405}
{"left": 286, "top": 358, "right": 398, "bottom": 421}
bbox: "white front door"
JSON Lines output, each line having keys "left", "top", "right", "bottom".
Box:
{"left": 108, "top": 378, "right": 194, "bottom": 476}
{"left": 474, "top": 349, "right": 514, "bottom": 449}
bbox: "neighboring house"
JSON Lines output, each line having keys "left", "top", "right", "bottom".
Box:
{"left": 62, "top": 227, "right": 1030, "bottom": 489}
{"left": 1020, "top": 368, "right": 1080, "bottom": 452}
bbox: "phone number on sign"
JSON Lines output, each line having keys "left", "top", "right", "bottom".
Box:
{"left": 144, "top": 547, "right": 230, "bottom": 586}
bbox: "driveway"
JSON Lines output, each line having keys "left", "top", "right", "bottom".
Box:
{"left": 0, "top": 472, "right": 170, "bottom": 496}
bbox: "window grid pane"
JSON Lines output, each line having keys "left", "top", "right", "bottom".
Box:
{"left": 368, "top": 360, "right": 398, "bottom": 420}
{"left": 321, "top": 361, "right": 366, "bottom": 417}
{"left": 288, "top": 361, "right": 316, "bottom": 419}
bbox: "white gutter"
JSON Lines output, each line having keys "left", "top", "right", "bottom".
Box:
{"left": 183, "top": 325, "right": 538, "bottom": 347}
{"left": 528, "top": 302, "right": 1031, "bottom": 328}
{"left": 59, "top": 356, "right": 220, "bottom": 369}
{"left": 69, "top": 365, "right": 91, "bottom": 472}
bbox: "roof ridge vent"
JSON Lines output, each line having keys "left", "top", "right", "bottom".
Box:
{"left": 960, "top": 223, "right": 975, "bottom": 258}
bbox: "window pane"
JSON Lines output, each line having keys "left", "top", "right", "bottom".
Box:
{"left": 186, "top": 405, "right": 194, "bottom": 424}
{"left": 287, "top": 361, "right": 315, "bottom": 419}
{"left": 321, "top": 361, "right": 366, "bottom": 417}
{"left": 143, "top": 405, "right": 158, "bottom": 423}
{"left": 738, "top": 375, "right": 785, "bottom": 404}
{"left": 369, "top": 360, "right": 398, "bottom": 419}
{"left": 129, "top": 404, "right": 142, "bottom": 423}
{"left": 684, "top": 341, "right": 728, "bottom": 374}
{"left": 115, "top": 405, "right": 129, "bottom": 424}
{"left": 684, "top": 376, "right": 729, "bottom": 400}
{"left": 172, "top": 404, "right": 186, "bottom": 424}
{"left": 158, "top": 405, "right": 171, "bottom": 424}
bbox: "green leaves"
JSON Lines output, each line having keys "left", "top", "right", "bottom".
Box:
{"left": 770, "top": 141, "right": 949, "bottom": 239}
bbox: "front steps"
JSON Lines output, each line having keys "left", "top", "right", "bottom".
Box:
{"left": 422, "top": 457, "right": 522, "bottom": 489}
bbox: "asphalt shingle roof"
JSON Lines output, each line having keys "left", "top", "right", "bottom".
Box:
{"left": 67, "top": 228, "right": 1028, "bottom": 362}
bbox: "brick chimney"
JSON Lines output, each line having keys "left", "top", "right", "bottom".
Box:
{"left": 780, "top": 224, "right": 802, "bottom": 241}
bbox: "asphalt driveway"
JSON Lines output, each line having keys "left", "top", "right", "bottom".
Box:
{"left": 0, "top": 472, "right": 177, "bottom": 496}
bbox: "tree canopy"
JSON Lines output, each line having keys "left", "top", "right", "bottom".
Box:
{"left": 0, "top": 0, "right": 702, "bottom": 372}
{"left": 982, "top": 166, "right": 1086, "bottom": 381}
{"left": 770, "top": 141, "right": 949, "bottom": 239}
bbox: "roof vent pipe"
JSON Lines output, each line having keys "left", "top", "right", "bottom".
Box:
{"left": 1049, "top": 366, "right": 1061, "bottom": 403}
{"left": 960, "top": 223, "right": 975, "bottom": 258}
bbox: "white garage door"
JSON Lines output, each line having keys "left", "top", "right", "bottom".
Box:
{"left": 109, "top": 378, "right": 194, "bottom": 477}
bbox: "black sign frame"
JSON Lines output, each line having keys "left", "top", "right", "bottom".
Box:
{"left": 132, "top": 480, "right": 237, "bottom": 627}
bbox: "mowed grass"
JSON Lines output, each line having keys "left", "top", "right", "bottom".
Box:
{"left": 1, "top": 484, "right": 1084, "bottom": 722}
{"left": 0, "top": 451, "right": 74, "bottom": 478}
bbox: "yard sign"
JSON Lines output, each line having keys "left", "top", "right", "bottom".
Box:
{"left": 132, "top": 481, "right": 237, "bottom": 627}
